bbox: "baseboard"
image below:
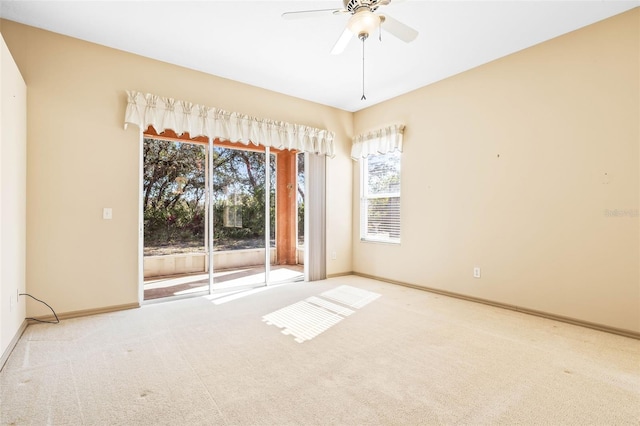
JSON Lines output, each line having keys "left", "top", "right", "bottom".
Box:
{"left": 0, "top": 319, "right": 28, "bottom": 372}
{"left": 353, "top": 272, "right": 640, "bottom": 340}
{"left": 27, "top": 302, "right": 140, "bottom": 324}
{"left": 327, "top": 271, "right": 354, "bottom": 279}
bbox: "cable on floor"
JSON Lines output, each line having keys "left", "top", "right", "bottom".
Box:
{"left": 19, "top": 293, "right": 60, "bottom": 324}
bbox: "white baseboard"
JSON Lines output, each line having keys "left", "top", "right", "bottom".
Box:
{"left": 27, "top": 302, "right": 140, "bottom": 323}
{"left": 353, "top": 272, "right": 640, "bottom": 340}
{"left": 0, "top": 319, "right": 28, "bottom": 372}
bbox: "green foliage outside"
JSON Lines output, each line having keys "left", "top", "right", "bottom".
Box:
{"left": 143, "top": 138, "right": 278, "bottom": 254}
{"left": 296, "top": 152, "right": 305, "bottom": 246}
{"left": 365, "top": 151, "right": 401, "bottom": 239}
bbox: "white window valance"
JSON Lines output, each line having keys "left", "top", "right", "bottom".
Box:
{"left": 351, "top": 124, "right": 405, "bottom": 160}
{"left": 124, "top": 91, "right": 335, "bottom": 157}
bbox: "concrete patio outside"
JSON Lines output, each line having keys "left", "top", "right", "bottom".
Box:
{"left": 144, "top": 264, "right": 304, "bottom": 300}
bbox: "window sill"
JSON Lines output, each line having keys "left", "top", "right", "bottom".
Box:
{"left": 360, "top": 238, "right": 400, "bottom": 246}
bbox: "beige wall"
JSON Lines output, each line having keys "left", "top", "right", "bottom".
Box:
{"left": 1, "top": 34, "right": 27, "bottom": 355}
{"left": 1, "top": 9, "right": 637, "bottom": 333}
{"left": 353, "top": 9, "right": 639, "bottom": 333}
{"left": 0, "top": 20, "right": 353, "bottom": 317}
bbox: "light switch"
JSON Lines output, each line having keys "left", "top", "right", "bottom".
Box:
{"left": 103, "top": 208, "right": 113, "bottom": 220}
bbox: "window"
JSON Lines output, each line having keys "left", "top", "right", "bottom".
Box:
{"left": 223, "top": 193, "right": 243, "bottom": 228}
{"left": 360, "top": 150, "right": 401, "bottom": 243}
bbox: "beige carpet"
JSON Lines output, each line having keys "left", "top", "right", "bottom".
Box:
{"left": 1, "top": 275, "right": 639, "bottom": 425}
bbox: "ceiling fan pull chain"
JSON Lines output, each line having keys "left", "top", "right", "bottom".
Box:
{"left": 361, "top": 35, "right": 366, "bottom": 100}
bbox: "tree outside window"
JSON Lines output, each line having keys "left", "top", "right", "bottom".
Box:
{"left": 360, "top": 150, "right": 401, "bottom": 243}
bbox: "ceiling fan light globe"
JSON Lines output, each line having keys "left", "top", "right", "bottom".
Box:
{"left": 347, "top": 10, "right": 379, "bottom": 37}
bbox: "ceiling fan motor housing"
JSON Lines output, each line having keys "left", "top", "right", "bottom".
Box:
{"left": 343, "top": 0, "right": 382, "bottom": 13}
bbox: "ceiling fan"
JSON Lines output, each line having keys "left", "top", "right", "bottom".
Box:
{"left": 282, "top": 0, "right": 418, "bottom": 55}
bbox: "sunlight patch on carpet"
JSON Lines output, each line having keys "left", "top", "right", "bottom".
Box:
{"left": 321, "top": 285, "right": 381, "bottom": 308}
{"left": 262, "top": 285, "right": 380, "bottom": 343}
{"left": 306, "top": 296, "right": 355, "bottom": 317}
{"left": 263, "top": 301, "right": 344, "bottom": 343}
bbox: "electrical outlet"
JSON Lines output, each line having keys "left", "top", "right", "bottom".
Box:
{"left": 331, "top": 251, "right": 337, "bottom": 260}
{"left": 473, "top": 267, "right": 481, "bottom": 278}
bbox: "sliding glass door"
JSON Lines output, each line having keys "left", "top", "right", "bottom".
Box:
{"left": 142, "top": 137, "right": 304, "bottom": 301}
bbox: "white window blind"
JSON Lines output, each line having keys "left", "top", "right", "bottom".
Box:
{"left": 361, "top": 150, "right": 401, "bottom": 243}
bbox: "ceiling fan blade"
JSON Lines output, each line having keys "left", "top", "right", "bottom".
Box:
{"left": 331, "top": 27, "right": 354, "bottom": 55}
{"left": 282, "top": 9, "right": 346, "bottom": 20}
{"left": 379, "top": 0, "right": 408, "bottom": 5}
{"left": 380, "top": 14, "right": 418, "bottom": 42}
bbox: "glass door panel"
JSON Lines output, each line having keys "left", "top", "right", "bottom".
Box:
{"left": 212, "top": 146, "right": 267, "bottom": 290}
{"left": 269, "top": 151, "right": 304, "bottom": 284}
{"left": 142, "top": 138, "right": 208, "bottom": 300}
{"left": 296, "top": 152, "right": 306, "bottom": 281}
{"left": 267, "top": 151, "right": 279, "bottom": 283}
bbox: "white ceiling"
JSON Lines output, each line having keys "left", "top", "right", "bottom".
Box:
{"left": 1, "top": 1, "right": 638, "bottom": 112}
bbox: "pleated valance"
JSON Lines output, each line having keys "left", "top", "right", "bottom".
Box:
{"left": 351, "top": 124, "right": 405, "bottom": 160}
{"left": 124, "top": 91, "right": 335, "bottom": 157}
